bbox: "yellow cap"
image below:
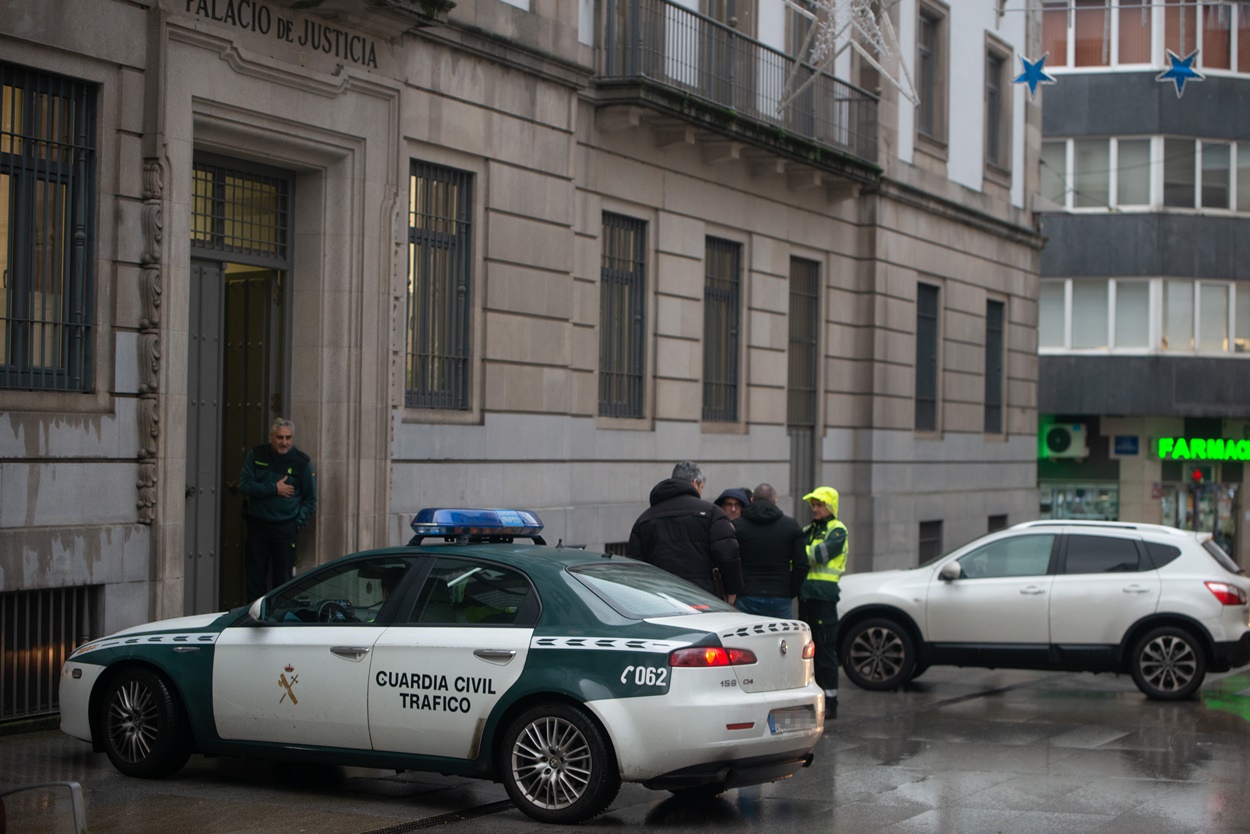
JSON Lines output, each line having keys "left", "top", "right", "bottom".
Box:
{"left": 801, "top": 486, "right": 839, "bottom": 516}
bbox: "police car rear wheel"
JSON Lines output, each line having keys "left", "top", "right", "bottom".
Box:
{"left": 99, "top": 668, "right": 192, "bottom": 778}
{"left": 499, "top": 703, "right": 620, "bottom": 824}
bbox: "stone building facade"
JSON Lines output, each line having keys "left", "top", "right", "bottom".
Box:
{"left": 0, "top": 0, "right": 1042, "bottom": 719}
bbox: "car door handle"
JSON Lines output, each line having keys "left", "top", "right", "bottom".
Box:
{"left": 330, "top": 646, "right": 371, "bottom": 661}
{"left": 1019, "top": 586, "right": 1046, "bottom": 595}
{"left": 473, "top": 649, "right": 517, "bottom": 665}
{"left": 1122, "top": 586, "right": 1151, "bottom": 594}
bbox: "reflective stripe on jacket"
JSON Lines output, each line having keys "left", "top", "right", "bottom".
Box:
{"left": 804, "top": 518, "right": 847, "bottom": 584}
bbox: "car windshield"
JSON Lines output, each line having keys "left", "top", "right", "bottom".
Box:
{"left": 568, "top": 562, "right": 737, "bottom": 619}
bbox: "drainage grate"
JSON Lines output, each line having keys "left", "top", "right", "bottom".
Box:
{"left": 357, "top": 800, "right": 516, "bottom": 833}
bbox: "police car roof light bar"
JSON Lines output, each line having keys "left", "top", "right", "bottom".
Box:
{"left": 408, "top": 508, "right": 546, "bottom": 546}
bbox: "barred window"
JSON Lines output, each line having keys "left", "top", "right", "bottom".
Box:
{"left": 406, "top": 161, "right": 473, "bottom": 409}
{"left": 703, "top": 237, "right": 741, "bottom": 423}
{"left": 600, "top": 213, "right": 646, "bottom": 418}
{"left": 984, "top": 299, "right": 1004, "bottom": 434}
{"left": 1, "top": 63, "right": 97, "bottom": 391}
{"left": 191, "top": 158, "right": 290, "bottom": 262}
{"left": 915, "top": 282, "right": 940, "bottom": 432}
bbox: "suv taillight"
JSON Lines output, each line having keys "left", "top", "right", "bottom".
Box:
{"left": 669, "top": 647, "right": 757, "bottom": 667}
{"left": 1204, "top": 581, "right": 1248, "bottom": 606}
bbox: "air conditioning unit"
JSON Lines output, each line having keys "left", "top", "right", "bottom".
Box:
{"left": 1045, "top": 423, "right": 1089, "bottom": 459}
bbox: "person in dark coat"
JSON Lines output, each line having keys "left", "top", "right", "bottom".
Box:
{"left": 238, "top": 417, "right": 317, "bottom": 600}
{"left": 732, "top": 483, "right": 808, "bottom": 618}
{"left": 627, "top": 460, "right": 742, "bottom": 602}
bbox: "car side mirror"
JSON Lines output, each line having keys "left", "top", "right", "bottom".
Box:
{"left": 240, "top": 596, "right": 273, "bottom": 626}
{"left": 939, "top": 561, "right": 962, "bottom": 582}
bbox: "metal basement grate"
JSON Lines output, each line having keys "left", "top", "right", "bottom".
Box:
{"left": 1, "top": 585, "right": 98, "bottom": 721}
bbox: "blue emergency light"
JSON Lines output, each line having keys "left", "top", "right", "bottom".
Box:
{"left": 409, "top": 508, "right": 545, "bottom": 545}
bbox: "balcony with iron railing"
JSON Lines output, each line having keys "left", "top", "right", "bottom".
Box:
{"left": 597, "top": 0, "right": 880, "bottom": 185}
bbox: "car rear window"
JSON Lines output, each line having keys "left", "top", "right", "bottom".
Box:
{"left": 1202, "top": 538, "right": 1244, "bottom": 575}
{"left": 568, "top": 562, "right": 737, "bottom": 619}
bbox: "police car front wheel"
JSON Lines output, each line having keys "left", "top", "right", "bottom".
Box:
{"left": 99, "top": 667, "right": 192, "bottom": 778}
{"left": 498, "top": 702, "right": 621, "bottom": 824}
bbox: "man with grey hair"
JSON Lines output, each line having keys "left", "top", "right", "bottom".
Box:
{"left": 238, "top": 417, "right": 318, "bottom": 599}
{"left": 627, "top": 460, "right": 742, "bottom": 601}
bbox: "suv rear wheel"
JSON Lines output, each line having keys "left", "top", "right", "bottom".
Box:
{"left": 1130, "top": 626, "right": 1206, "bottom": 700}
{"left": 842, "top": 617, "right": 916, "bottom": 690}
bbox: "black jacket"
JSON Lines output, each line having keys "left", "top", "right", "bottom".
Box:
{"left": 627, "top": 479, "right": 743, "bottom": 598}
{"left": 733, "top": 502, "right": 808, "bottom": 599}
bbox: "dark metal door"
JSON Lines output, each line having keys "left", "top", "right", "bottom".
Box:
{"left": 220, "top": 266, "right": 285, "bottom": 610}
{"left": 185, "top": 261, "right": 224, "bottom": 614}
{"left": 703, "top": 0, "right": 758, "bottom": 115}
{"left": 184, "top": 261, "right": 285, "bottom": 614}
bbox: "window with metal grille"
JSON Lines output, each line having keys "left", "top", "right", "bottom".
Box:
{"left": 787, "top": 257, "right": 819, "bottom": 429}
{"left": 2, "top": 585, "right": 99, "bottom": 721}
{"left": 1, "top": 62, "right": 97, "bottom": 391}
{"left": 600, "top": 213, "right": 646, "bottom": 418}
{"left": 915, "top": 282, "right": 939, "bottom": 431}
{"left": 984, "top": 299, "right": 1004, "bottom": 434}
{"left": 191, "top": 157, "right": 290, "bottom": 264}
{"left": 919, "top": 519, "right": 943, "bottom": 565}
{"left": 406, "top": 161, "right": 473, "bottom": 409}
{"left": 703, "top": 237, "right": 741, "bottom": 422}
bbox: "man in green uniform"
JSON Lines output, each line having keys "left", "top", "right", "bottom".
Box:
{"left": 239, "top": 417, "right": 317, "bottom": 600}
{"left": 800, "top": 486, "right": 847, "bottom": 718}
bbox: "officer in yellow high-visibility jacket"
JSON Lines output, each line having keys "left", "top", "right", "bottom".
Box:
{"left": 800, "top": 486, "right": 847, "bottom": 718}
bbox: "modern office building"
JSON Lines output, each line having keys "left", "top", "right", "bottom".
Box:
{"left": 1036, "top": 0, "right": 1250, "bottom": 568}
{"left": 1, "top": 0, "right": 1042, "bottom": 719}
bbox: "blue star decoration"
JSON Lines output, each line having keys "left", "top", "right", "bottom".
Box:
{"left": 1013, "top": 53, "right": 1056, "bottom": 98}
{"left": 1157, "top": 49, "right": 1204, "bottom": 97}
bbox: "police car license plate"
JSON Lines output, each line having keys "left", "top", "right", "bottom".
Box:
{"left": 767, "top": 705, "right": 816, "bottom": 734}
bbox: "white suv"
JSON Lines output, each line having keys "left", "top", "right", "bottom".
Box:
{"left": 836, "top": 521, "right": 1250, "bottom": 700}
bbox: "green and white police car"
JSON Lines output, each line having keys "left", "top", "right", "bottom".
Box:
{"left": 60, "top": 509, "right": 824, "bottom": 823}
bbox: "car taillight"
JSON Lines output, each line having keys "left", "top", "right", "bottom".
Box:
{"left": 669, "top": 647, "right": 758, "bottom": 667}
{"left": 1205, "top": 581, "right": 1248, "bottom": 606}
{"left": 802, "top": 640, "right": 816, "bottom": 660}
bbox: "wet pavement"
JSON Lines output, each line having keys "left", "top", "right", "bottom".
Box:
{"left": 4, "top": 666, "right": 1250, "bottom": 833}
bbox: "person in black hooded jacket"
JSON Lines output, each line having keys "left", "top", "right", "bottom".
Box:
{"left": 732, "top": 482, "right": 808, "bottom": 619}
{"left": 627, "top": 460, "right": 742, "bottom": 602}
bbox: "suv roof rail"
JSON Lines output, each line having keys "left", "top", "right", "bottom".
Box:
{"left": 1013, "top": 519, "right": 1186, "bottom": 536}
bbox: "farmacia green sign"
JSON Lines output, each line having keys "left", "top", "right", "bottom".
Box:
{"left": 1158, "top": 438, "right": 1250, "bottom": 461}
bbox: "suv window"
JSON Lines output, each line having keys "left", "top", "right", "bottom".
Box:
{"left": 956, "top": 534, "right": 1055, "bottom": 578}
{"left": 1064, "top": 535, "right": 1143, "bottom": 573}
{"left": 1144, "top": 541, "right": 1182, "bottom": 569}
